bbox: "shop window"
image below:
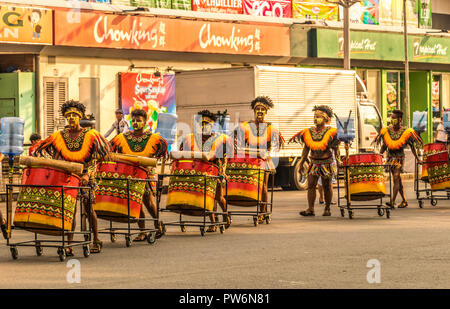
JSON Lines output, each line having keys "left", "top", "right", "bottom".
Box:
{"left": 386, "top": 71, "right": 400, "bottom": 121}
{"left": 44, "top": 77, "right": 68, "bottom": 137}
{"left": 79, "top": 78, "right": 100, "bottom": 130}
{"left": 367, "top": 70, "right": 381, "bottom": 112}
{"left": 432, "top": 75, "right": 442, "bottom": 133}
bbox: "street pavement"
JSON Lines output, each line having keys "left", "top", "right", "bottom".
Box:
{"left": 1, "top": 179, "right": 450, "bottom": 289}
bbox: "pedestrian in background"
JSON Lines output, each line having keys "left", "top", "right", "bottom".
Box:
{"left": 434, "top": 115, "right": 447, "bottom": 145}
{"left": 29, "top": 133, "right": 42, "bottom": 156}
{"left": 104, "top": 109, "right": 129, "bottom": 139}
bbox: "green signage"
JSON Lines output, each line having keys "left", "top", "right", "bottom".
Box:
{"left": 309, "top": 28, "right": 450, "bottom": 64}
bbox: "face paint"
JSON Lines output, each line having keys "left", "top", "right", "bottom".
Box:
{"left": 391, "top": 118, "right": 399, "bottom": 126}
{"left": 314, "top": 117, "right": 324, "bottom": 126}
{"left": 132, "top": 118, "right": 145, "bottom": 130}
{"left": 254, "top": 105, "right": 267, "bottom": 121}
{"left": 65, "top": 111, "right": 81, "bottom": 129}
{"left": 201, "top": 119, "right": 214, "bottom": 135}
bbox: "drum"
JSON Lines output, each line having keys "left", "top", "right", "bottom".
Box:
{"left": 166, "top": 159, "right": 219, "bottom": 216}
{"left": 94, "top": 161, "right": 149, "bottom": 223}
{"left": 14, "top": 166, "right": 80, "bottom": 236}
{"left": 346, "top": 153, "right": 385, "bottom": 201}
{"left": 421, "top": 143, "right": 447, "bottom": 182}
{"left": 426, "top": 151, "right": 450, "bottom": 191}
{"left": 225, "top": 156, "right": 266, "bottom": 206}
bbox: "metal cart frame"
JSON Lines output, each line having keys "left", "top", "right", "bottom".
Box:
{"left": 6, "top": 183, "right": 92, "bottom": 262}
{"left": 96, "top": 177, "right": 159, "bottom": 247}
{"left": 337, "top": 163, "right": 393, "bottom": 219}
{"left": 414, "top": 157, "right": 450, "bottom": 208}
{"left": 157, "top": 173, "right": 228, "bottom": 236}
{"left": 225, "top": 167, "right": 275, "bottom": 227}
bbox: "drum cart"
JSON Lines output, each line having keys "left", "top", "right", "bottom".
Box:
{"left": 156, "top": 173, "right": 228, "bottom": 236}
{"left": 414, "top": 157, "right": 450, "bottom": 208}
{"left": 5, "top": 183, "right": 93, "bottom": 262}
{"left": 225, "top": 168, "right": 275, "bottom": 227}
{"left": 96, "top": 177, "right": 160, "bottom": 247}
{"left": 337, "top": 163, "right": 393, "bottom": 219}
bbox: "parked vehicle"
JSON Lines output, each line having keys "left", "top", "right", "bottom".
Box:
{"left": 175, "top": 66, "right": 382, "bottom": 190}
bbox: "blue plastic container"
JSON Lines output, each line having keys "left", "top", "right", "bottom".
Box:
{"left": 155, "top": 113, "right": 177, "bottom": 145}
{"left": 1, "top": 117, "right": 24, "bottom": 135}
{"left": 443, "top": 111, "right": 450, "bottom": 133}
{"left": 412, "top": 111, "right": 427, "bottom": 134}
{"left": 0, "top": 134, "right": 24, "bottom": 156}
{"left": 336, "top": 115, "right": 355, "bottom": 143}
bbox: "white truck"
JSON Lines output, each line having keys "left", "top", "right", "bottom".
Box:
{"left": 174, "top": 66, "right": 382, "bottom": 190}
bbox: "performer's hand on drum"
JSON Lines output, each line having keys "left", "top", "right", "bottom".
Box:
{"left": 81, "top": 174, "right": 90, "bottom": 186}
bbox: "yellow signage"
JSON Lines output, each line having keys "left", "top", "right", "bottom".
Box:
{"left": 0, "top": 6, "right": 52, "bottom": 45}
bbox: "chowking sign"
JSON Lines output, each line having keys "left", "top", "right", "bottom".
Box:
{"left": 54, "top": 10, "right": 290, "bottom": 56}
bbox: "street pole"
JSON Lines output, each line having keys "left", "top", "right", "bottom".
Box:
{"left": 403, "top": 0, "right": 411, "bottom": 127}
{"left": 327, "top": 1, "right": 362, "bottom": 70}
{"left": 343, "top": 4, "right": 350, "bottom": 70}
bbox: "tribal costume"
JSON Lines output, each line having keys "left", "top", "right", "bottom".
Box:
{"left": 34, "top": 127, "right": 111, "bottom": 178}
{"left": 290, "top": 126, "right": 339, "bottom": 179}
{"left": 181, "top": 133, "right": 232, "bottom": 163}
{"left": 375, "top": 126, "right": 422, "bottom": 172}
{"left": 235, "top": 121, "right": 284, "bottom": 153}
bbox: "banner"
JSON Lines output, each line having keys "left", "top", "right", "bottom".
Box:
{"left": 379, "top": 0, "right": 418, "bottom": 27}
{"left": 172, "top": 0, "right": 192, "bottom": 10}
{"left": 0, "top": 6, "right": 52, "bottom": 45}
{"left": 54, "top": 10, "right": 290, "bottom": 56}
{"left": 345, "top": 0, "right": 379, "bottom": 25}
{"left": 292, "top": 0, "right": 338, "bottom": 21}
{"left": 243, "top": 0, "right": 292, "bottom": 18}
{"left": 418, "top": 0, "right": 432, "bottom": 29}
{"left": 193, "top": 0, "right": 243, "bottom": 14}
{"left": 119, "top": 73, "right": 176, "bottom": 132}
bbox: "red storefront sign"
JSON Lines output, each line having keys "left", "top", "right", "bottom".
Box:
{"left": 192, "top": 0, "right": 244, "bottom": 14}
{"left": 243, "top": 0, "right": 292, "bottom": 18}
{"left": 54, "top": 10, "right": 290, "bottom": 56}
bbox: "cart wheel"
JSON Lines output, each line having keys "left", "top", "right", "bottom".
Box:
{"left": 125, "top": 236, "right": 132, "bottom": 247}
{"left": 219, "top": 225, "right": 224, "bottom": 234}
{"left": 10, "top": 247, "right": 18, "bottom": 260}
{"left": 340, "top": 208, "right": 345, "bottom": 217}
{"left": 147, "top": 232, "right": 156, "bottom": 244}
{"left": 431, "top": 199, "right": 437, "bottom": 207}
{"left": 110, "top": 233, "right": 117, "bottom": 243}
{"left": 36, "top": 245, "right": 43, "bottom": 257}
{"left": 225, "top": 215, "right": 232, "bottom": 229}
{"left": 83, "top": 245, "right": 90, "bottom": 258}
{"left": 377, "top": 209, "right": 385, "bottom": 217}
{"left": 348, "top": 211, "right": 354, "bottom": 219}
{"left": 180, "top": 225, "right": 186, "bottom": 233}
{"left": 386, "top": 209, "right": 391, "bottom": 219}
{"left": 200, "top": 227, "right": 205, "bottom": 237}
{"left": 418, "top": 200, "right": 423, "bottom": 208}
{"left": 265, "top": 215, "right": 271, "bottom": 224}
{"left": 58, "top": 248, "right": 66, "bottom": 262}
{"left": 253, "top": 217, "right": 258, "bottom": 227}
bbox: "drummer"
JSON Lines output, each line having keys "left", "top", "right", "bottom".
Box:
{"left": 290, "top": 105, "right": 340, "bottom": 217}
{"left": 179, "top": 110, "right": 232, "bottom": 232}
{"left": 110, "top": 108, "right": 168, "bottom": 241}
{"left": 374, "top": 109, "right": 422, "bottom": 209}
{"left": 234, "top": 96, "right": 284, "bottom": 223}
{"left": 33, "top": 100, "right": 111, "bottom": 255}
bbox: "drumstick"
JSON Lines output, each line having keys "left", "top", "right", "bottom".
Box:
{"left": 109, "top": 153, "right": 157, "bottom": 167}
{"left": 170, "top": 151, "right": 210, "bottom": 162}
{"left": 19, "top": 156, "right": 84, "bottom": 176}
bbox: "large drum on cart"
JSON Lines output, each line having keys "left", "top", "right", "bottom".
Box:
{"left": 346, "top": 153, "right": 386, "bottom": 201}
{"left": 94, "top": 161, "right": 149, "bottom": 223}
{"left": 421, "top": 143, "right": 447, "bottom": 182}
{"left": 225, "top": 156, "right": 266, "bottom": 206}
{"left": 166, "top": 159, "right": 219, "bottom": 216}
{"left": 426, "top": 151, "right": 450, "bottom": 191}
{"left": 14, "top": 166, "right": 81, "bottom": 236}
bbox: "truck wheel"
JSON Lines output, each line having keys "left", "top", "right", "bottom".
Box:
{"left": 292, "top": 160, "right": 308, "bottom": 190}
